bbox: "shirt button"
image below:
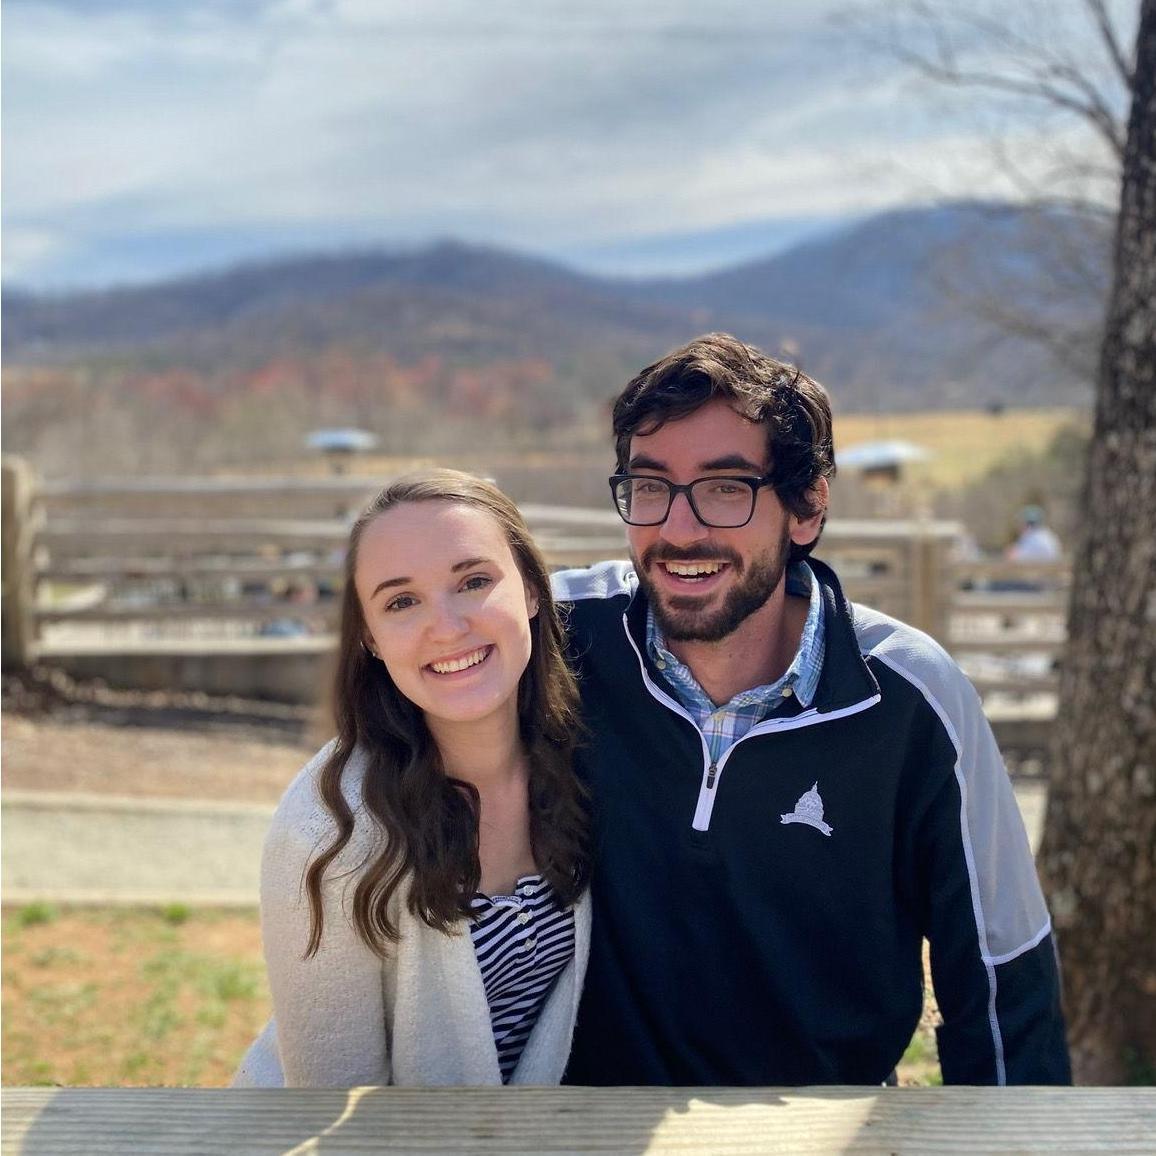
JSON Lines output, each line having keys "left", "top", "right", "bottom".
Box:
{"left": 518, "top": 911, "right": 532, "bottom": 925}
{"left": 781, "top": 686, "right": 794, "bottom": 697}
{"left": 523, "top": 938, "right": 537, "bottom": 951}
{"left": 656, "top": 660, "right": 666, "bottom": 670}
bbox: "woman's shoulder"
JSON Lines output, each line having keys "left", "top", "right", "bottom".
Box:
{"left": 266, "top": 740, "right": 380, "bottom": 864}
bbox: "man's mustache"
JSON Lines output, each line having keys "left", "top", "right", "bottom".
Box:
{"left": 640, "top": 544, "right": 744, "bottom": 571}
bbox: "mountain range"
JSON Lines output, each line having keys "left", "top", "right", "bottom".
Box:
{"left": 3, "top": 201, "right": 1110, "bottom": 414}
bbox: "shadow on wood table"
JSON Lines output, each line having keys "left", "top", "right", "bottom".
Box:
{"left": 4, "top": 1085, "right": 1155, "bottom": 1154}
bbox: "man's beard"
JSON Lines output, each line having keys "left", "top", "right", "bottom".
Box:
{"left": 636, "top": 530, "right": 792, "bottom": 643}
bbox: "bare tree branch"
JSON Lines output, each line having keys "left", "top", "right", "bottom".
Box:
{"left": 881, "top": 14, "right": 1127, "bottom": 159}
{"left": 838, "top": 0, "right": 1134, "bottom": 381}
{"left": 1085, "top": 0, "right": 1136, "bottom": 87}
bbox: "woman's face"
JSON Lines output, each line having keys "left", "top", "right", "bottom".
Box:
{"left": 354, "top": 500, "right": 538, "bottom": 729}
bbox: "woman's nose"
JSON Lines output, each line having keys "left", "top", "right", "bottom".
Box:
{"left": 427, "top": 597, "right": 468, "bottom": 640}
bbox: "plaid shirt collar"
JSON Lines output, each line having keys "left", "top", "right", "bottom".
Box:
{"left": 645, "top": 561, "right": 825, "bottom": 761}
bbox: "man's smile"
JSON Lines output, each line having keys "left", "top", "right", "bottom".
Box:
{"left": 655, "top": 561, "right": 733, "bottom": 596}
{"left": 661, "top": 561, "right": 726, "bottom": 578}
{"left": 641, "top": 545, "right": 743, "bottom": 598}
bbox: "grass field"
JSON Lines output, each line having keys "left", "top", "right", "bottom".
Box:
{"left": 833, "top": 407, "right": 1085, "bottom": 490}
{"left": 2, "top": 905, "right": 268, "bottom": 1087}
{"left": 1, "top": 905, "right": 942, "bottom": 1087}
{"left": 308, "top": 406, "right": 1087, "bottom": 505}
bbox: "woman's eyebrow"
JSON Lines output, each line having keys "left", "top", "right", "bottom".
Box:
{"left": 370, "top": 557, "right": 492, "bottom": 599}
{"left": 450, "top": 556, "right": 491, "bottom": 573}
{"left": 370, "top": 575, "right": 410, "bottom": 599}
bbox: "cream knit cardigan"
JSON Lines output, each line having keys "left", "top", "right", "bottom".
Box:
{"left": 232, "top": 743, "right": 591, "bottom": 1088}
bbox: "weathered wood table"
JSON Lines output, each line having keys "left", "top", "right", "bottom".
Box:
{"left": 2, "top": 1086, "right": 1153, "bottom": 1154}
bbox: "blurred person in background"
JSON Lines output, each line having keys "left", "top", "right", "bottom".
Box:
{"left": 1007, "top": 505, "right": 1063, "bottom": 562}
{"left": 234, "top": 469, "right": 590, "bottom": 1087}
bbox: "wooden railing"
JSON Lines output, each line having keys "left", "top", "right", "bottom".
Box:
{"left": 3, "top": 1085, "right": 1153, "bottom": 1154}
{"left": 3, "top": 463, "right": 1068, "bottom": 718}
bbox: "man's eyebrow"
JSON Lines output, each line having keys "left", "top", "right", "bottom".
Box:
{"left": 627, "top": 453, "right": 667, "bottom": 471}
{"left": 627, "top": 453, "right": 764, "bottom": 473}
{"left": 700, "top": 454, "right": 764, "bottom": 472}
{"left": 369, "top": 557, "right": 492, "bottom": 601}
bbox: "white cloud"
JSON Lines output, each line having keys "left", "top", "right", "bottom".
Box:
{"left": 1, "top": 0, "right": 1131, "bottom": 285}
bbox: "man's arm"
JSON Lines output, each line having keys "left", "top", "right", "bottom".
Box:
{"left": 877, "top": 647, "right": 1072, "bottom": 1084}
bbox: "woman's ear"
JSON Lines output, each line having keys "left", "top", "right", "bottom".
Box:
{"left": 525, "top": 583, "right": 540, "bottom": 619}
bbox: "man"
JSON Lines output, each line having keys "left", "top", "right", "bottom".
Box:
{"left": 1007, "top": 505, "right": 1063, "bottom": 562}
{"left": 554, "top": 333, "right": 1070, "bottom": 1086}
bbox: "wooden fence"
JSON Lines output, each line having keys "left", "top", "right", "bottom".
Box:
{"left": 3, "top": 462, "right": 1067, "bottom": 750}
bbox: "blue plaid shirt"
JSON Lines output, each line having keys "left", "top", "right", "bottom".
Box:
{"left": 646, "top": 562, "right": 825, "bottom": 765}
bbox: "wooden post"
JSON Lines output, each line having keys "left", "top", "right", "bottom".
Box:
{"left": 908, "top": 522, "right": 951, "bottom": 645}
{"left": 2, "top": 457, "right": 37, "bottom": 670}
{"left": 926, "top": 528, "right": 952, "bottom": 646}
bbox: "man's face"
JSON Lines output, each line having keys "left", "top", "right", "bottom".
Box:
{"left": 624, "top": 399, "right": 824, "bottom": 643}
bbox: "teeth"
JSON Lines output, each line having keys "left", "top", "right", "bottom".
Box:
{"left": 664, "top": 562, "right": 723, "bottom": 577}
{"left": 430, "top": 648, "right": 488, "bottom": 674}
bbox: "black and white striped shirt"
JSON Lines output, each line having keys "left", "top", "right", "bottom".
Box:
{"left": 469, "top": 874, "right": 575, "bottom": 1082}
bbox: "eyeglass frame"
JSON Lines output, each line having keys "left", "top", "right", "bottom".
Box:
{"left": 608, "top": 472, "right": 778, "bottom": 529}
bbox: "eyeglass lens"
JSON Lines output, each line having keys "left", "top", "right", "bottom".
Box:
{"left": 614, "top": 477, "right": 756, "bottom": 527}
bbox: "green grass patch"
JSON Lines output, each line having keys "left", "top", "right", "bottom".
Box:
{"left": 160, "top": 903, "right": 192, "bottom": 926}
{"left": 2, "top": 905, "right": 268, "bottom": 1087}
{"left": 12, "top": 902, "right": 58, "bottom": 929}
{"left": 4, "top": 903, "right": 946, "bottom": 1087}
{"left": 899, "top": 1025, "right": 943, "bottom": 1087}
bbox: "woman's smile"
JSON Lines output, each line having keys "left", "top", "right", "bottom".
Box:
{"left": 426, "top": 644, "right": 495, "bottom": 676}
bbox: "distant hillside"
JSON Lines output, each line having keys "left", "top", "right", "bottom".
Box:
{"left": 2, "top": 202, "right": 1108, "bottom": 477}
{"left": 624, "top": 202, "right": 1110, "bottom": 407}
{"left": 3, "top": 202, "right": 1108, "bottom": 411}
{"left": 1, "top": 242, "right": 693, "bottom": 375}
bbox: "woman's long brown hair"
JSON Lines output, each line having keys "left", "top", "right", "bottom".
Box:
{"left": 303, "top": 469, "right": 589, "bottom": 957}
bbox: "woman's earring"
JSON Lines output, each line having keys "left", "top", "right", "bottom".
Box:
{"left": 361, "top": 639, "right": 380, "bottom": 661}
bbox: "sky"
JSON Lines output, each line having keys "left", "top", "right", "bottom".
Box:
{"left": 2, "top": 0, "right": 1136, "bottom": 290}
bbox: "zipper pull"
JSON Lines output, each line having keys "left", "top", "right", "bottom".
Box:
{"left": 706, "top": 761, "right": 718, "bottom": 790}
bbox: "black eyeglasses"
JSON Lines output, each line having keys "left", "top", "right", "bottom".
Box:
{"left": 609, "top": 473, "right": 776, "bottom": 528}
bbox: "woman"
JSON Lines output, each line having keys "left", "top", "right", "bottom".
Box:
{"left": 234, "top": 469, "right": 590, "bottom": 1087}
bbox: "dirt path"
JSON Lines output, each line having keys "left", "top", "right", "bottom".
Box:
{"left": 1, "top": 709, "right": 1048, "bottom": 850}
{"left": 1, "top": 688, "right": 323, "bottom": 903}
{"left": 2, "top": 714, "right": 314, "bottom": 804}
{"left": 0, "top": 674, "right": 1048, "bottom": 905}
{"left": 2, "top": 670, "right": 328, "bottom": 802}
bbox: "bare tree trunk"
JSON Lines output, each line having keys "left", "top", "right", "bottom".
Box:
{"left": 1037, "top": 0, "right": 1156, "bottom": 1086}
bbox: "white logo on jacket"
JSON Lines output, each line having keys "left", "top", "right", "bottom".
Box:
{"left": 780, "top": 782, "right": 834, "bottom": 836}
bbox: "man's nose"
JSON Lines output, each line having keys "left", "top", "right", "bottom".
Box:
{"left": 659, "top": 490, "right": 709, "bottom": 545}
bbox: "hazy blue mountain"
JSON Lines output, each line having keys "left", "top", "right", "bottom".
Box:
{"left": 622, "top": 202, "right": 1110, "bottom": 407}
{"left": 3, "top": 203, "right": 1108, "bottom": 410}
